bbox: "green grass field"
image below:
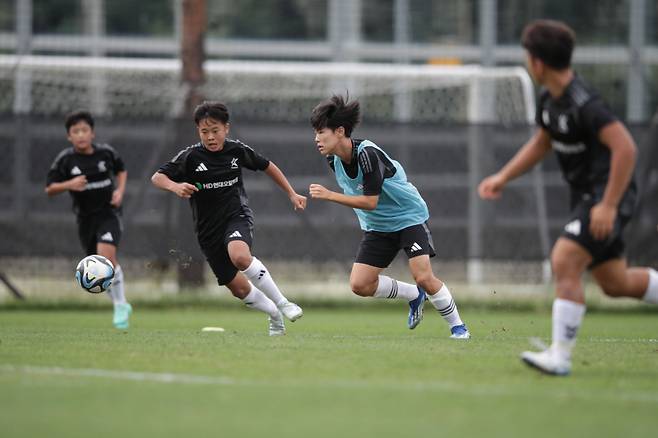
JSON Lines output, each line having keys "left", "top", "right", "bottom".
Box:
{"left": 1, "top": 304, "right": 657, "bottom": 438}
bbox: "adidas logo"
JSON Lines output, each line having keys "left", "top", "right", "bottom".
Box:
{"left": 257, "top": 269, "right": 266, "bottom": 280}
{"left": 100, "top": 232, "right": 113, "bottom": 242}
{"left": 410, "top": 242, "right": 422, "bottom": 252}
{"left": 564, "top": 219, "right": 581, "bottom": 236}
{"left": 228, "top": 230, "right": 242, "bottom": 238}
{"left": 195, "top": 163, "right": 208, "bottom": 172}
{"left": 71, "top": 166, "right": 82, "bottom": 175}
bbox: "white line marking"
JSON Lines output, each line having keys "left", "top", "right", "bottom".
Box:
{"left": 2, "top": 363, "right": 658, "bottom": 404}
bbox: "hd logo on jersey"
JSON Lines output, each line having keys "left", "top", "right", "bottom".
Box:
{"left": 231, "top": 158, "right": 239, "bottom": 169}
{"left": 195, "top": 177, "right": 239, "bottom": 190}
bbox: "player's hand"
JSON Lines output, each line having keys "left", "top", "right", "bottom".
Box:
{"left": 290, "top": 193, "right": 307, "bottom": 211}
{"left": 478, "top": 173, "right": 506, "bottom": 200}
{"left": 68, "top": 175, "right": 88, "bottom": 192}
{"left": 589, "top": 202, "right": 617, "bottom": 240}
{"left": 173, "top": 182, "right": 199, "bottom": 198}
{"left": 309, "top": 184, "right": 332, "bottom": 201}
{"left": 110, "top": 189, "right": 123, "bottom": 207}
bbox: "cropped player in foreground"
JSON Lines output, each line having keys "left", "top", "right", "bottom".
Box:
{"left": 479, "top": 20, "right": 658, "bottom": 375}
{"left": 151, "top": 101, "right": 306, "bottom": 336}
{"left": 309, "top": 95, "right": 469, "bottom": 339}
{"left": 46, "top": 110, "right": 132, "bottom": 329}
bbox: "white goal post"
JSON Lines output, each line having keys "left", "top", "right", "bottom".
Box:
{"left": 0, "top": 55, "right": 549, "bottom": 283}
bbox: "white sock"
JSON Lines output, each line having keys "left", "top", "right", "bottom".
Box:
{"left": 372, "top": 275, "right": 419, "bottom": 301}
{"left": 427, "top": 284, "right": 464, "bottom": 328}
{"left": 242, "top": 257, "right": 288, "bottom": 307}
{"left": 242, "top": 284, "right": 279, "bottom": 318}
{"left": 642, "top": 269, "right": 658, "bottom": 304}
{"left": 107, "top": 265, "right": 127, "bottom": 305}
{"left": 551, "top": 298, "right": 586, "bottom": 360}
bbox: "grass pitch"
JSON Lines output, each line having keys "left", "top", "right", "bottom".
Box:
{"left": 1, "top": 304, "right": 657, "bottom": 438}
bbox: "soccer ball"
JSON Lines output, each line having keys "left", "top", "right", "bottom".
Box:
{"left": 75, "top": 255, "right": 115, "bottom": 293}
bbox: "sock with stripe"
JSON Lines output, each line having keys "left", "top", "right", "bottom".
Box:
{"left": 241, "top": 284, "right": 279, "bottom": 318}
{"left": 427, "top": 284, "right": 464, "bottom": 328}
{"left": 550, "top": 298, "right": 586, "bottom": 360}
{"left": 373, "top": 275, "right": 419, "bottom": 301}
{"left": 242, "top": 257, "right": 288, "bottom": 307}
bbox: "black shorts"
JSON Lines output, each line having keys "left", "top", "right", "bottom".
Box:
{"left": 561, "top": 198, "right": 631, "bottom": 268}
{"left": 77, "top": 212, "right": 123, "bottom": 256}
{"left": 355, "top": 223, "right": 436, "bottom": 269}
{"left": 202, "top": 216, "right": 254, "bottom": 285}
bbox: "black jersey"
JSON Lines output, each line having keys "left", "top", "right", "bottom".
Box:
{"left": 157, "top": 139, "right": 270, "bottom": 249}
{"left": 46, "top": 143, "right": 125, "bottom": 217}
{"left": 326, "top": 139, "right": 397, "bottom": 195}
{"left": 536, "top": 75, "right": 637, "bottom": 213}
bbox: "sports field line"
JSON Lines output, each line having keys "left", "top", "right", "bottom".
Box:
{"left": 2, "top": 364, "right": 658, "bottom": 404}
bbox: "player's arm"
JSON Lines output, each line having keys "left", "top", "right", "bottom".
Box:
{"left": 111, "top": 170, "right": 127, "bottom": 207}
{"left": 478, "top": 128, "right": 552, "bottom": 199}
{"left": 263, "top": 162, "right": 307, "bottom": 211}
{"left": 589, "top": 121, "right": 637, "bottom": 240}
{"left": 150, "top": 171, "right": 198, "bottom": 198}
{"left": 308, "top": 185, "right": 379, "bottom": 210}
{"left": 45, "top": 175, "right": 88, "bottom": 196}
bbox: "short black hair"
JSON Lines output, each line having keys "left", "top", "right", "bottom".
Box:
{"left": 521, "top": 19, "right": 575, "bottom": 70}
{"left": 310, "top": 94, "right": 361, "bottom": 137}
{"left": 193, "top": 101, "right": 229, "bottom": 125}
{"left": 65, "top": 110, "right": 95, "bottom": 132}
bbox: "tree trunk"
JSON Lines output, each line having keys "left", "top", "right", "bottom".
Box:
{"left": 177, "top": 0, "right": 207, "bottom": 290}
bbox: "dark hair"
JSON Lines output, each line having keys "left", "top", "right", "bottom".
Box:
{"left": 310, "top": 94, "right": 361, "bottom": 137}
{"left": 193, "top": 101, "right": 229, "bottom": 125}
{"left": 521, "top": 20, "right": 575, "bottom": 70}
{"left": 65, "top": 110, "right": 95, "bottom": 132}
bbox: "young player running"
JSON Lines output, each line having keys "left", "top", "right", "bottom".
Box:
{"left": 46, "top": 110, "right": 132, "bottom": 329}
{"left": 309, "top": 94, "right": 470, "bottom": 339}
{"left": 478, "top": 20, "right": 658, "bottom": 375}
{"left": 151, "top": 101, "right": 306, "bottom": 336}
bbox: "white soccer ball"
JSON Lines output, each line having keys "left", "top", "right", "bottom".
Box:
{"left": 75, "top": 255, "right": 115, "bottom": 294}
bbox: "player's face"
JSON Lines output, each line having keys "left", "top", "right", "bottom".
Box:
{"left": 314, "top": 127, "right": 343, "bottom": 156}
{"left": 525, "top": 52, "right": 544, "bottom": 84}
{"left": 197, "top": 117, "right": 229, "bottom": 152}
{"left": 67, "top": 121, "right": 95, "bottom": 153}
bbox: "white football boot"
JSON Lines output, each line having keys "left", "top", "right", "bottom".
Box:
{"left": 278, "top": 301, "right": 303, "bottom": 322}
{"left": 268, "top": 311, "right": 286, "bottom": 336}
{"left": 521, "top": 348, "right": 571, "bottom": 376}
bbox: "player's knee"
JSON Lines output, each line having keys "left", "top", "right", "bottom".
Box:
{"left": 230, "top": 253, "right": 252, "bottom": 271}
{"left": 412, "top": 272, "right": 435, "bottom": 291}
{"left": 600, "top": 281, "right": 627, "bottom": 297}
{"left": 350, "top": 278, "right": 375, "bottom": 297}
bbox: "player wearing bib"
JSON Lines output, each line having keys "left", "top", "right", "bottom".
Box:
{"left": 45, "top": 110, "right": 132, "bottom": 329}
{"left": 478, "top": 20, "right": 658, "bottom": 375}
{"left": 152, "top": 101, "right": 307, "bottom": 336}
{"left": 309, "top": 94, "right": 470, "bottom": 339}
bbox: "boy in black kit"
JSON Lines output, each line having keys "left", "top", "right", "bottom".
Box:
{"left": 479, "top": 20, "right": 658, "bottom": 375}
{"left": 152, "top": 101, "right": 307, "bottom": 336}
{"left": 46, "top": 110, "right": 132, "bottom": 329}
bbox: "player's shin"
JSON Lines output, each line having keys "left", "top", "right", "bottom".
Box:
{"left": 427, "top": 284, "right": 464, "bottom": 327}
{"left": 551, "top": 298, "right": 586, "bottom": 359}
{"left": 642, "top": 268, "right": 658, "bottom": 304}
{"left": 107, "top": 265, "right": 127, "bottom": 305}
{"left": 242, "top": 257, "right": 288, "bottom": 306}
{"left": 373, "top": 275, "right": 420, "bottom": 300}
{"left": 242, "top": 283, "right": 279, "bottom": 318}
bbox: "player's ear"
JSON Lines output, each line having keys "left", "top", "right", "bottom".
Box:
{"left": 336, "top": 126, "right": 345, "bottom": 137}
{"left": 224, "top": 122, "right": 230, "bottom": 134}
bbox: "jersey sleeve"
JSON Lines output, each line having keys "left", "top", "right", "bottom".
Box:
{"left": 580, "top": 97, "right": 618, "bottom": 136}
{"left": 46, "top": 151, "right": 69, "bottom": 185}
{"left": 535, "top": 90, "right": 550, "bottom": 129}
{"left": 158, "top": 148, "right": 189, "bottom": 182}
{"left": 240, "top": 143, "right": 270, "bottom": 171}
{"left": 107, "top": 145, "right": 126, "bottom": 173}
{"left": 358, "top": 147, "right": 385, "bottom": 196}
